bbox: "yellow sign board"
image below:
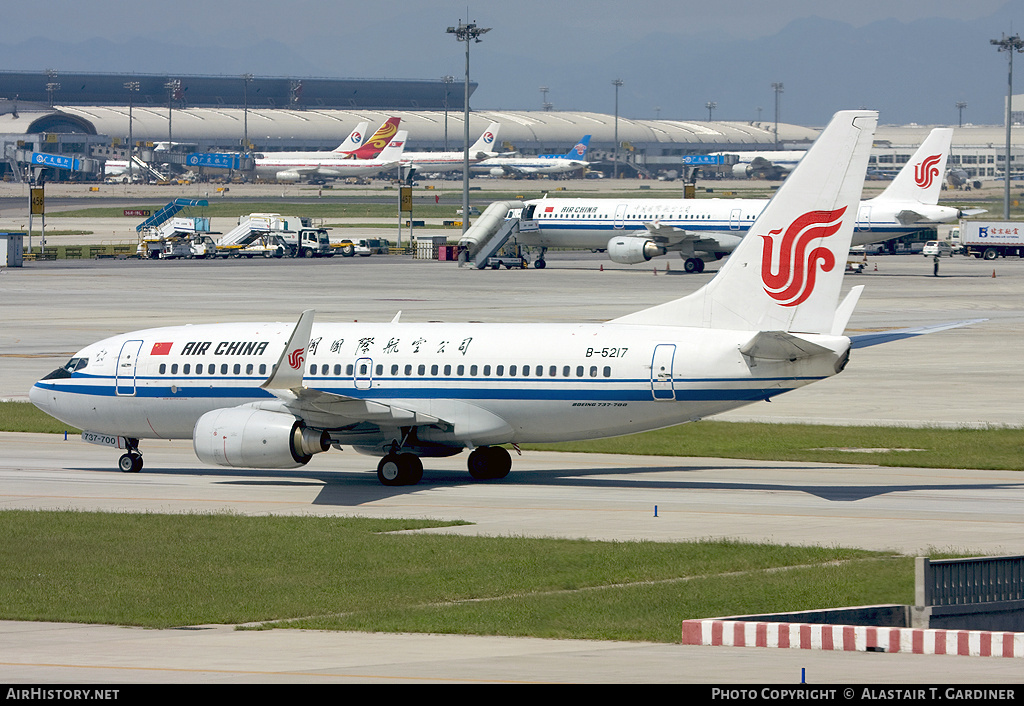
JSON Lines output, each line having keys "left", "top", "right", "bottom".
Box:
{"left": 400, "top": 186, "right": 413, "bottom": 212}
{"left": 30, "top": 188, "right": 44, "bottom": 215}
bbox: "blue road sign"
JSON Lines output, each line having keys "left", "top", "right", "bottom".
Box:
{"left": 682, "top": 155, "right": 725, "bottom": 166}
{"left": 186, "top": 153, "right": 241, "bottom": 170}
{"left": 31, "top": 153, "right": 80, "bottom": 170}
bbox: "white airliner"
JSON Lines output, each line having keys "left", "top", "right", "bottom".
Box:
{"left": 398, "top": 122, "right": 501, "bottom": 177}
{"left": 30, "top": 111, "right": 976, "bottom": 486}
{"left": 475, "top": 135, "right": 591, "bottom": 176}
{"left": 708, "top": 150, "right": 807, "bottom": 179}
{"left": 254, "top": 130, "right": 408, "bottom": 182}
{"left": 513, "top": 128, "right": 964, "bottom": 271}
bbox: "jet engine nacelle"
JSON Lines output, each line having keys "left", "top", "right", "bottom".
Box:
{"left": 193, "top": 407, "right": 329, "bottom": 469}
{"left": 607, "top": 236, "right": 664, "bottom": 265}
{"left": 489, "top": 167, "right": 505, "bottom": 177}
{"left": 275, "top": 170, "right": 303, "bottom": 183}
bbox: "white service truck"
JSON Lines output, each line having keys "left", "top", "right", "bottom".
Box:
{"left": 958, "top": 220, "right": 1024, "bottom": 260}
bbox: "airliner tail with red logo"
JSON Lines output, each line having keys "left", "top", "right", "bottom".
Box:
{"left": 614, "top": 110, "right": 878, "bottom": 336}
{"left": 872, "top": 127, "right": 952, "bottom": 206}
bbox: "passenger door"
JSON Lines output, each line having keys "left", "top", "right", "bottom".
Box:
{"left": 650, "top": 344, "right": 676, "bottom": 401}
{"left": 115, "top": 339, "right": 144, "bottom": 396}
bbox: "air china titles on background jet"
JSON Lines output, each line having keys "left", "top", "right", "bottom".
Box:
{"left": 254, "top": 130, "right": 409, "bottom": 183}
{"left": 31, "top": 111, "right": 980, "bottom": 486}
{"left": 512, "top": 128, "right": 970, "bottom": 271}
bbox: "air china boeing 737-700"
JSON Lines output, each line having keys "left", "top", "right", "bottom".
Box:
{"left": 30, "top": 110, "right": 979, "bottom": 486}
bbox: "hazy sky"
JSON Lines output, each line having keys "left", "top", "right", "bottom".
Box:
{"left": 4, "top": 1, "right": 1022, "bottom": 125}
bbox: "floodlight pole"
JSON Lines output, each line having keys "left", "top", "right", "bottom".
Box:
{"left": 447, "top": 20, "right": 490, "bottom": 237}
{"left": 991, "top": 34, "right": 1024, "bottom": 219}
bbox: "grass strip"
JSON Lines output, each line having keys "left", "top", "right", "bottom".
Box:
{"left": 0, "top": 510, "right": 907, "bottom": 641}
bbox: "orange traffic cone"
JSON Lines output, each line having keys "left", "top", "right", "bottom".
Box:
{"left": 993, "top": 269, "right": 997, "bottom": 278}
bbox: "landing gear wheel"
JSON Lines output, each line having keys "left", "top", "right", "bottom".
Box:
{"left": 467, "top": 446, "right": 512, "bottom": 480}
{"left": 118, "top": 453, "right": 143, "bottom": 473}
{"left": 377, "top": 453, "right": 423, "bottom": 486}
{"left": 535, "top": 259, "right": 546, "bottom": 269}
{"left": 683, "top": 257, "right": 705, "bottom": 273}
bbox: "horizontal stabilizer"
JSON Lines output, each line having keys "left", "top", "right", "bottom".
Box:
{"left": 740, "top": 331, "right": 834, "bottom": 361}
{"left": 960, "top": 208, "right": 988, "bottom": 217}
{"left": 849, "top": 319, "right": 986, "bottom": 349}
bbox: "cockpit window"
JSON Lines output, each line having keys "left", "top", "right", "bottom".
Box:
{"left": 64, "top": 358, "right": 88, "bottom": 372}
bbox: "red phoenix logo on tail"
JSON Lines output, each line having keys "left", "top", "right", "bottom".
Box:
{"left": 914, "top": 154, "right": 942, "bottom": 189}
{"left": 287, "top": 347, "right": 305, "bottom": 370}
{"left": 759, "top": 207, "right": 846, "bottom": 307}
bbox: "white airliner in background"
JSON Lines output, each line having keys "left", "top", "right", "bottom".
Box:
{"left": 708, "top": 149, "right": 807, "bottom": 179}
{"left": 398, "top": 122, "right": 501, "bottom": 178}
{"left": 476, "top": 135, "right": 591, "bottom": 176}
{"left": 30, "top": 111, "right": 978, "bottom": 486}
{"left": 254, "top": 130, "right": 408, "bottom": 183}
{"left": 512, "top": 128, "right": 968, "bottom": 271}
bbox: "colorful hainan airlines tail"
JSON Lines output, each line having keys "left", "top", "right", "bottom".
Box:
{"left": 344, "top": 117, "right": 401, "bottom": 159}
{"left": 331, "top": 121, "right": 370, "bottom": 154}
{"left": 873, "top": 127, "right": 952, "bottom": 206}
{"left": 612, "top": 110, "right": 878, "bottom": 336}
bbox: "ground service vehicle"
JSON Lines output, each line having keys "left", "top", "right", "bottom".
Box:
{"left": 959, "top": 221, "right": 1024, "bottom": 260}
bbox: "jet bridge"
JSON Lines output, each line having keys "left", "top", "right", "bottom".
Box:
{"left": 457, "top": 200, "right": 525, "bottom": 269}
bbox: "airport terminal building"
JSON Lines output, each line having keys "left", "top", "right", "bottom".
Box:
{"left": 1, "top": 70, "right": 1022, "bottom": 183}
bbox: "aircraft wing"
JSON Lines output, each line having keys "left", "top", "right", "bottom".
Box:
{"left": 256, "top": 309, "right": 451, "bottom": 432}
{"left": 263, "top": 386, "right": 449, "bottom": 430}
{"left": 849, "top": 319, "right": 986, "bottom": 349}
{"left": 643, "top": 221, "right": 734, "bottom": 252}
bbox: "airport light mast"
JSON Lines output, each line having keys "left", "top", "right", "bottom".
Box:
{"left": 612, "top": 79, "right": 623, "bottom": 178}
{"left": 772, "top": 82, "right": 783, "bottom": 149}
{"left": 447, "top": 20, "right": 490, "bottom": 237}
{"left": 991, "top": 33, "right": 1024, "bottom": 219}
{"left": 124, "top": 81, "right": 139, "bottom": 184}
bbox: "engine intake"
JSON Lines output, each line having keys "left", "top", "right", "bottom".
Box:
{"left": 193, "top": 407, "right": 329, "bottom": 469}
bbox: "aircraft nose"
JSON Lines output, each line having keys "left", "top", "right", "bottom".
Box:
{"left": 29, "top": 382, "right": 53, "bottom": 415}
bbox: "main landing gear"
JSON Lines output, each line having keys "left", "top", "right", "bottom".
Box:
{"left": 118, "top": 439, "right": 143, "bottom": 473}
{"left": 375, "top": 445, "right": 513, "bottom": 486}
{"left": 683, "top": 257, "right": 705, "bottom": 273}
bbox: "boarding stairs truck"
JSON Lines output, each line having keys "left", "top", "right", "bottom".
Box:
{"left": 135, "top": 199, "right": 213, "bottom": 259}
{"left": 958, "top": 220, "right": 1024, "bottom": 260}
{"left": 457, "top": 200, "right": 525, "bottom": 269}
{"left": 216, "top": 213, "right": 332, "bottom": 258}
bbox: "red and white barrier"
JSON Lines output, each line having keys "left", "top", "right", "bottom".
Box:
{"left": 681, "top": 619, "right": 1024, "bottom": 658}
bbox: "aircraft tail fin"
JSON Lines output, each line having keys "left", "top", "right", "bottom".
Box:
{"left": 874, "top": 127, "right": 953, "bottom": 206}
{"left": 469, "top": 122, "right": 501, "bottom": 156}
{"left": 347, "top": 117, "right": 401, "bottom": 159}
{"left": 376, "top": 130, "right": 409, "bottom": 162}
{"left": 611, "top": 110, "right": 877, "bottom": 336}
{"left": 567, "top": 135, "right": 591, "bottom": 160}
{"left": 333, "top": 121, "right": 369, "bottom": 153}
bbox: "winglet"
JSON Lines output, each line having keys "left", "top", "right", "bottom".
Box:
{"left": 261, "top": 309, "right": 315, "bottom": 392}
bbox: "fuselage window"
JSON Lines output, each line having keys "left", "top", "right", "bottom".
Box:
{"left": 590, "top": 366, "right": 598, "bottom": 377}
{"left": 336, "top": 364, "right": 344, "bottom": 376}
{"left": 470, "top": 365, "right": 478, "bottom": 376}
{"left": 405, "top": 364, "right": 413, "bottom": 376}
{"left": 196, "top": 364, "right": 204, "bottom": 375}
{"left": 550, "top": 365, "right": 557, "bottom": 377}
{"left": 603, "top": 366, "right": 611, "bottom": 377}
{"left": 183, "top": 364, "right": 191, "bottom": 375}
{"left": 418, "top": 364, "right": 426, "bottom": 376}
{"left": 159, "top": 364, "right": 166, "bottom": 374}
{"left": 495, "top": 365, "right": 503, "bottom": 376}
{"left": 457, "top": 365, "right": 465, "bottom": 376}
{"left": 171, "top": 364, "right": 178, "bottom": 374}
{"left": 483, "top": 365, "right": 491, "bottom": 376}
{"left": 444, "top": 364, "right": 452, "bottom": 376}
{"left": 259, "top": 364, "right": 266, "bottom": 375}
{"left": 234, "top": 364, "right": 241, "bottom": 375}
{"left": 376, "top": 364, "right": 384, "bottom": 376}
{"left": 391, "top": 364, "right": 399, "bottom": 376}
{"left": 246, "top": 363, "right": 254, "bottom": 375}
{"left": 431, "top": 364, "right": 439, "bottom": 376}
{"left": 220, "top": 364, "right": 228, "bottom": 375}
{"left": 562, "top": 366, "right": 570, "bottom": 377}
{"left": 346, "top": 364, "right": 354, "bottom": 376}
{"left": 576, "top": 366, "right": 584, "bottom": 378}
